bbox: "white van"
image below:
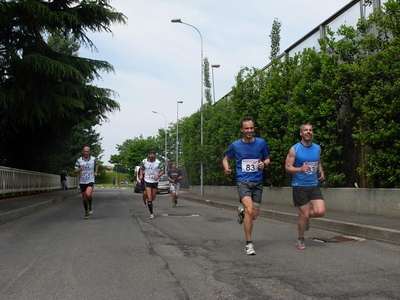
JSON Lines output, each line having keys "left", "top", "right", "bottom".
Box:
{"left": 133, "top": 166, "right": 142, "bottom": 193}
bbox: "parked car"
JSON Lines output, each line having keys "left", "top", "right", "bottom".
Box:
{"left": 157, "top": 175, "right": 170, "bottom": 194}
{"left": 133, "top": 166, "right": 142, "bottom": 193}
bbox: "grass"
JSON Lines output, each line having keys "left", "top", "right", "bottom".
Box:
{"left": 96, "top": 171, "right": 133, "bottom": 188}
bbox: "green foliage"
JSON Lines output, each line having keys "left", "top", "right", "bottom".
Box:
{"left": 110, "top": 136, "right": 158, "bottom": 171}
{"left": 180, "top": 112, "right": 201, "bottom": 184}
{"left": 259, "top": 57, "right": 293, "bottom": 186}
{"left": 203, "top": 57, "right": 212, "bottom": 105}
{"left": 203, "top": 99, "right": 238, "bottom": 185}
{"left": 96, "top": 171, "right": 131, "bottom": 185}
{"left": 113, "top": 0, "right": 400, "bottom": 188}
{"left": 350, "top": 0, "right": 400, "bottom": 187}
{"left": 269, "top": 18, "right": 281, "bottom": 61}
{"left": 0, "top": 0, "right": 127, "bottom": 172}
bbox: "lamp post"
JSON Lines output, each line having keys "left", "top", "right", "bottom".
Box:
{"left": 211, "top": 64, "right": 220, "bottom": 104}
{"left": 171, "top": 18, "right": 204, "bottom": 195}
{"left": 176, "top": 101, "right": 183, "bottom": 166}
{"left": 152, "top": 111, "right": 167, "bottom": 168}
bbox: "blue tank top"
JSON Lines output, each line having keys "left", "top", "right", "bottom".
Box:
{"left": 291, "top": 142, "right": 321, "bottom": 187}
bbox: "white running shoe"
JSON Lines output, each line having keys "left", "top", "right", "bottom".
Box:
{"left": 245, "top": 243, "right": 256, "bottom": 255}
{"left": 150, "top": 214, "right": 154, "bottom": 220}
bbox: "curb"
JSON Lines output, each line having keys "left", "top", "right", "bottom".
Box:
{"left": 180, "top": 195, "right": 400, "bottom": 245}
{"left": 0, "top": 196, "right": 68, "bottom": 225}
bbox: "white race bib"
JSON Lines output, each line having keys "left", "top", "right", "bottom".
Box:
{"left": 306, "top": 162, "right": 318, "bottom": 174}
{"left": 81, "top": 171, "right": 91, "bottom": 179}
{"left": 242, "top": 159, "right": 259, "bottom": 172}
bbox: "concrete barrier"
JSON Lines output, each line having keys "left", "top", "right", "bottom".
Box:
{"left": 189, "top": 186, "right": 400, "bottom": 218}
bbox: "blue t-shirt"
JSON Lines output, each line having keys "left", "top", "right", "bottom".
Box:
{"left": 225, "top": 137, "right": 270, "bottom": 182}
{"left": 291, "top": 142, "right": 321, "bottom": 187}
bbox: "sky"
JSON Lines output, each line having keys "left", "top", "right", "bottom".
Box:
{"left": 79, "top": 0, "right": 353, "bottom": 165}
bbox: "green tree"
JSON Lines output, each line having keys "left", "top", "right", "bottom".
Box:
{"left": 351, "top": 0, "right": 400, "bottom": 187}
{"left": 110, "top": 136, "right": 158, "bottom": 176}
{"left": 180, "top": 112, "right": 201, "bottom": 184}
{"left": 203, "top": 57, "right": 212, "bottom": 105}
{"left": 0, "top": 0, "right": 127, "bottom": 172}
{"left": 269, "top": 18, "right": 281, "bottom": 61}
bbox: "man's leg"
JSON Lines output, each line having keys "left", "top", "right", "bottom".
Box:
{"left": 171, "top": 185, "right": 176, "bottom": 205}
{"left": 146, "top": 187, "right": 157, "bottom": 219}
{"left": 142, "top": 191, "right": 147, "bottom": 207}
{"left": 175, "top": 184, "right": 180, "bottom": 204}
{"left": 242, "top": 196, "right": 259, "bottom": 255}
{"left": 86, "top": 186, "right": 94, "bottom": 215}
{"left": 241, "top": 196, "right": 258, "bottom": 241}
{"left": 297, "top": 204, "right": 310, "bottom": 239}
{"left": 309, "top": 199, "right": 326, "bottom": 218}
{"left": 82, "top": 192, "right": 89, "bottom": 218}
{"left": 172, "top": 193, "right": 176, "bottom": 205}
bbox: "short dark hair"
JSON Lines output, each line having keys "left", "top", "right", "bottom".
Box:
{"left": 148, "top": 149, "right": 156, "bottom": 154}
{"left": 240, "top": 117, "right": 255, "bottom": 128}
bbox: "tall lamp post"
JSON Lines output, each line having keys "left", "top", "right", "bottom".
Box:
{"left": 152, "top": 111, "right": 168, "bottom": 168}
{"left": 176, "top": 101, "right": 183, "bottom": 166}
{"left": 211, "top": 64, "right": 220, "bottom": 104}
{"left": 171, "top": 18, "right": 204, "bottom": 195}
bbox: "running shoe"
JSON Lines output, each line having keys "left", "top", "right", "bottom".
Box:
{"left": 306, "top": 220, "right": 310, "bottom": 231}
{"left": 295, "top": 238, "right": 306, "bottom": 250}
{"left": 237, "top": 206, "right": 245, "bottom": 224}
{"left": 245, "top": 243, "right": 256, "bottom": 255}
{"left": 150, "top": 214, "right": 154, "bottom": 220}
{"left": 85, "top": 211, "right": 89, "bottom": 219}
{"left": 89, "top": 206, "right": 93, "bottom": 215}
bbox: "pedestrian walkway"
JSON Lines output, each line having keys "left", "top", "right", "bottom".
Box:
{"left": 179, "top": 192, "right": 400, "bottom": 245}
{"left": 0, "top": 190, "right": 79, "bottom": 225}
{"left": 1, "top": 189, "right": 399, "bottom": 245}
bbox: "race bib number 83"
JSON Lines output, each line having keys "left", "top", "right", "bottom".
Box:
{"left": 242, "top": 159, "right": 258, "bottom": 172}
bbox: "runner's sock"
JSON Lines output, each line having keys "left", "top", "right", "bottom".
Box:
{"left": 83, "top": 201, "right": 88, "bottom": 211}
{"left": 148, "top": 202, "right": 153, "bottom": 214}
{"left": 88, "top": 197, "right": 92, "bottom": 206}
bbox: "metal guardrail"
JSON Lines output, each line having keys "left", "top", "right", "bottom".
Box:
{"left": 0, "top": 166, "right": 77, "bottom": 196}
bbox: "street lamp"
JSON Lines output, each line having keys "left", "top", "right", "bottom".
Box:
{"left": 211, "top": 64, "right": 220, "bottom": 104}
{"left": 171, "top": 18, "right": 204, "bottom": 195}
{"left": 176, "top": 101, "right": 183, "bottom": 166}
{"left": 152, "top": 111, "right": 167, "bottom": 168}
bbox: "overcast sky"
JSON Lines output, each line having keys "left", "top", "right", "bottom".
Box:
{"left": 79, "top": 0, "right": 353, "bottom": 165}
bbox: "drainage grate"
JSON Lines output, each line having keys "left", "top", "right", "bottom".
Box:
{"left": 163, "top": 213, "right": 200, "bottom": 217}
{"left": 311, "top": 235, "right": 366, "bottom": 243}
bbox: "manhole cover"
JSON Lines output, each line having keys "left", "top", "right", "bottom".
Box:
{"left": 163, "top": 213, "right": 200, "bottom": 217}
{"left": 311, "top": 235, "right": 365, "bottom": 243}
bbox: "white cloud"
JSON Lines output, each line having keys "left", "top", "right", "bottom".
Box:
{"left": 81, "top": 0, "right": 353, "bottom": 164}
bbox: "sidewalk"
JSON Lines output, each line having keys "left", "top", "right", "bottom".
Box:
{"left": 178, "top": 191, "right": 400, "bottom": 245}
{"left": 1, "top": 189, "right": 399, "bottom": 245}
{"left": 0, "top": 189, "right": 79, "bottom": 225}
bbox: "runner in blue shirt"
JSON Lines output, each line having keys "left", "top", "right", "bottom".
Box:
{"left": 222, "top": 117, "right": 271, "bottom": 255}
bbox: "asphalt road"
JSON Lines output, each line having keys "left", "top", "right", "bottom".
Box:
{"left": 1, "top": 188, "right": 399, "bottom": 300}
